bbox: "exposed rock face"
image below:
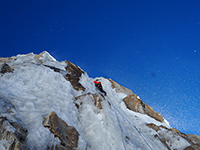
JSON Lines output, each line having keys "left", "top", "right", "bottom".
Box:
{"left": 0, "top": 117, "right": 28, "bottom": 150}
{"left": 0, "top": 63, "right": 14, "bottom": 74}
{"left": 184, "top": 145, "right": 200, "bottom": 150}
{"left": 0, "top": 57, "right": 12, "bottom": 63}
{"left": 44, "top": 65, "right": 63, "bottom": 73}
{"left": 184, "top": 146, "right": 195, "bottom": 150}
{"left": 184, "top": 144, "right": 200, "bottom": 150}
{"left": 64, "top": 60, "right": 85, "bottom": 91}
{"left": 123, "top": 94, "right": 145, "bottom": 113}
{"left": 34, "top": 51, "right": 85, "bottom": 91}
{"left": 34, "top": 51, "right": 86, "bottom": 91}
{"left": 146, "top": 123, "right": 161, "bottom": 132}
{"left": 43, "top": 111, "right": 79, "bottom": 150}
{"left": 0, "top": 97, "right": 28, "bottom": 150}
{"left": 109, "top": 79, "right": 164, "bottom": 122}
{"left": 109, "top": 79, "right": 133, "bottom": 96}
{"left": 187, "top": 134, "right": 200, "bottom": 145}
{"left": 43, "top": 61, "right": 85, "bottom": 91}
{"left": 141, "top": 100, "right": 164, "bottom": 122}
{"left": 75, "top": 93, "right": 105, "bottom": 110}
{"left": 1, "top": 52, "right": 200, "bottom": 150}
{"left": 92, "top": 93, "right": 105, "bottom": 109}
{"left": 146, "top": 123, "right": 200, "bottom": 150}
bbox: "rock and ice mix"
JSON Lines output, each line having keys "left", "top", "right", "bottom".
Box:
{"left": 0, "top": 52, "right": 199, "bottom": 150}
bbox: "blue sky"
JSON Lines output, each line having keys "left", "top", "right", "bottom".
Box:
{"left": 1, "top": 0, "right": 200, "bottom": 135}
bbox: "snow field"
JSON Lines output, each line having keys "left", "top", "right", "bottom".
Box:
{"left": 0, "top": 53, "right": 81, "bottom": 149}
{"left": 0, "top": 52, "right": 192, "bottom": 150}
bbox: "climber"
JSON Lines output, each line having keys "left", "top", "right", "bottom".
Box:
{"left": 94, "top": 79, "right": 107, "bottom": 96}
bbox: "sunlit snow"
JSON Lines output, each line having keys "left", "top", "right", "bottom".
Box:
{"left": 0, "top": 52, "right": 191, "bottom": 150}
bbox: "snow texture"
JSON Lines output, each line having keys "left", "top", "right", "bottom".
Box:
{"left": 0, "top": 52, "right": 191, "bottom": 150}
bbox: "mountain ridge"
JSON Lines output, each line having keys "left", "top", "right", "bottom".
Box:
{"left": 0, "top": 51, "right": 199, "bottom": 150}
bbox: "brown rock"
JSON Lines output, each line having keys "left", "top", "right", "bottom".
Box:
{"left": 44, "top": 65, "right": 63, "bottom": 73}
{"left": 64, "top": 60, "right": 85, "bottom": 91}
{"left": 146, "top": 122, "right": 200, "bottom": 150}
{"left": 123, "top": 94, "right": 144, "bottom": 113}
{"left": 43, "top": 60, "right": 85, "bottom": 91}
{"left": 13, "top": 141, "right": 21, "bottom": 150}
{"left": 146, "top": 123, "right": 161, "bottom": 132}
{"left": 187, "top": 134, "right": 200, "bottom": 145}
{"left": 109, "top": 79, "right": 164, "bottom": 122}
{"left": 159, "top": 137, "right": 171, "bottom": 150}
{"left": 123, "top": 94, "right": 164, "bottom": 122}
{"left": 75, "top": 93, "right": 105, "bottom": 110}
{"left": 55, "top": 145, "right": 70, "bottom": 150}
{"left": 144, "top": 104, "right": 164, "bottom": 122}
{"left": 92, "top": 93, "right": 105, "bottom": 109}
{"left": 0, "top": 57, "right": 11, "bottom": 63}
{"left": 182, "top": 134, "right": 200, "bottom": 150}
{"left": 0, "top": 117, "right": 28, "bottom": 150}
{"left": 184, "top": 145, "right": 196, "bottom": 150}
{"left": 145, "top": 124, "right": 171, "bottom": 150}
{"left": 0, "top": 96, "right": 28, "bottom": 150}
{"left": 75, "top": 93, "right": 90, "bottom": 100}
{"left": 168, "top": 128, "right": 189, "bottom": 140}
{"left": 172, "top": 130, "right": 200, "bottom": 149}
{"left": 43, "top": 111, "right": 79, "bottom": 150}
{"left": 109, "top": 79, "right": 133, "bottom": 96}
{"left": 159, "top": 125, "right": 168, "bottom": 130}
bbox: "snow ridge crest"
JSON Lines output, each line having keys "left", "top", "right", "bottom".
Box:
{"left": 0, "top": 52, "right": 199, "bottom": 150}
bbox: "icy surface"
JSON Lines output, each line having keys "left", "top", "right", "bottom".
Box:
{"left": 0, "top": 140, "right": 7, "bottom": 150}
{"left": 0, "top": 52, "right": 191, "bottom": 150}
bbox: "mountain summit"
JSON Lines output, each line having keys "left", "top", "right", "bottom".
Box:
{"left": 0, "top": 51, "right": 199, "bottom": 150}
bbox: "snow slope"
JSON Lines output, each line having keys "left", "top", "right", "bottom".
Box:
{"left": 0, "top": 52, "right": 192, "bottom": 150}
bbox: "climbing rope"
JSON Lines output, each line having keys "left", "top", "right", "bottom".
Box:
{"left": 110, "top": 101, "right": 137, "bottom": 150}
{"left": 105, "top": 96, "right": 162, "bottom": 150}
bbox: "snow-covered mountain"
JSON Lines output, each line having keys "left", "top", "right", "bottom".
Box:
{"left": 0, "top": 51, "right": 200, "bottom": 150}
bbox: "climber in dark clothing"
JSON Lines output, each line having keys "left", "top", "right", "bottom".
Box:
{"left": 94, "top": 79, "right": 107, "bottom": 96}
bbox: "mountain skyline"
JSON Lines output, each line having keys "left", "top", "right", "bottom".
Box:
{"left": 0, "top": 51, "right": 199, "bottom": 150}
{"left": 1, "top": 0, "right": 200, "bottom": 136}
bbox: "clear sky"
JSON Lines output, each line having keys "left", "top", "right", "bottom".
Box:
{"left": 1, "top": 0, "right": 200, "bottom": 135}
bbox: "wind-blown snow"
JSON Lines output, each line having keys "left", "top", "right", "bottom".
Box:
{"left": 0, "top": 52, "right": 191, "bottom": 150}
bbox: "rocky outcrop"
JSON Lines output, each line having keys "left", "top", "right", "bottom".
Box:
{"left": 187, "top": 134, "right": 200, "bottom": 145}
{"left": 146, "top": 123, "right": 200, "bottom": 150}
{"left": 1, "top": 52, "right": 200, "bottom": 150}
{"left": 0, "top": 117, "right": 28, "bottom": 150}
{"left": 35, "top": 51, "right": 86, "bottom": 91}
{"left": 64, "top": 60, "right": 85, "bottom": 91}
{"left": 43, "top": 111, "right": 79, "bottom": 150}
{"left": 44, "top": 65, "right": 64, "bottom": 73}
{"left": 109, "top": 79, "right": 164, "bottom": 122}
{"left": 111, "top": 77, "right": 200, "bottom": 148}
{"left": 184, "top": 146, "right": 195, "bottom": 150}
{"left": 0, "top": 63, "right": 14, "bottom": 74}
{"left": 123, "top": 94, "right": 144, "bottom": 113}
{"left": 184, "top": 145, "right": 200, "bottom": 150}
{"left": 75, "top": 93, "right": 105, "bottom": 110}
{"left": 0, "top": 57, "right": 12, "bottom": 63}
{"left": 109, "top": 79, "right": 133, "bottom": 96}
{"left": 146, "top": 123, "right": 161, "bottom": 132}
{"left": 0, "top": 97, "right": 28, "bottom": 150}
{"left": 168, "top": 128, "right": 200, "bottom": 149}
{"left": 43, "top": 61, "right": 85, "bottom": 91}
{"left": 92, "top": 93, "right": 105, "bottom": 109}
{"left": 147, "top": 123, "right": 182, "bottom": 150}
